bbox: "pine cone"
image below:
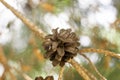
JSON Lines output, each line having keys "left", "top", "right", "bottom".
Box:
{"left": 35, "top": 76, "right": 54, "bottom": 80}
{"left": 43, "top": 28, "right": 80, "bottom": 67}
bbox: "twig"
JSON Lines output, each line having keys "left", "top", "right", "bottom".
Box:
{"left": 8, "top": 70, "right": 17, "bottom": 80}
{"left": 13, "top": 67, "right": 33, "bottom": 80}
{"left": 79, "top": 48, "right": 120, "bottom": 59}
{"left": 58, "top": 67, "right": 64, "bottom": 80}
{"left": 80, "top": 64, "right": 97, "bottom": 80}
{"left": 80, "top": 54, "right": 107, "bottom": 80}
{"left": 0, "top": 0, "right": 46, "bottom": 40}
{"left": 23, "top": 73, "right": 33, "bottom": 80}
{"left": 0, "top": 46, "right": 16, "bottom": 80}
{"left": 68, "top": 59, "right": 91, "bottom": 80}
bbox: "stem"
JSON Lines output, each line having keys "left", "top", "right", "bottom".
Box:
{"left": 0, "top": 46, "right": 16, "bottom": 80}
{"left": 80, "top": 54, "right": 107, "bottom": 80}
{"left": 13, "top": 67, "right": 33, "bottom": 80}
{"left": 22, "top": 74, "right": 33, "bottom": 80}
{"left": 69, "top": 59, "right": 91, "bottom": 80}
{"left": 8, "top": 70, "right": 17, "bottom": 80}
{"left": 0, "top": 0, "right": 46, "bottom": 40}
{"left": 58, "top": 67, "right": 64, "bottom": 80}
{"left": 80, "top": 65, "right": 97, "bottom": 80}
{"left": 79, "top": 48, "right": 120, "bottom": 59}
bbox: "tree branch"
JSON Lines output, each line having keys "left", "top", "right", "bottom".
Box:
{"left": 58, "top": 67, "right": 64, "bottom": 80}
{"left": 79, "top": 48, "right": 120, "bottom": 59}
{"left": 69, "top": 59, "right": 91, "bottom": 80}
{"left": 80, "top": 54, "right": 107, "bottom": 80}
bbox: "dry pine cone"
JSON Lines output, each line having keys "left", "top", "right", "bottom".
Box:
{"left": 35, "top": 76, "right": 54, "bottom": 80}
{"left": 43, "top": 28, "right": 80, "bottom": 67}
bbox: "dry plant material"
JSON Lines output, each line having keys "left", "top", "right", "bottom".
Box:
{"left": 22, "top": 73, "right": 33, "bottom": 80}
{"left": 80, "top": 65, "right": 97, "bottom": 80}
{"left": 40, "top": 3, "right": 55, "bottom": 12}
{"left": 79, "top": 48, "right": 120, "bottom": 59}
{"left": 43, "top": 28, "right": 80, "bottom": 67}
{"left": 69, "top": 59, "right": 91, "bottom": 80}
{"left": 0, "top": 46, "right": 17, "bottom": 80}
{"left": 58, "top": 67, "right": 64, "bottom": 80}
{"left": 1, "top": 1, "right": 120, "bottom": 80}
{"left": 35, "top": 76, "right": 54, "bottom": 80}
{"left": 80, "top": 54, "right": 107, "bottom": 80}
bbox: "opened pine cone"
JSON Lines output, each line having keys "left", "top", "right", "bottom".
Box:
{"left": 35, "top": 76, "right": 54, "bottom": 80}
{"left": 43, "top": 28, "right": 80, "bottom": 67}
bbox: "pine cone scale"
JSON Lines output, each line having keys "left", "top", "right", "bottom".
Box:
{"left": 57, "top": 47, "right": 65, "bottom": 56}
{"left": 65, "top": 47, "right": 78, "bottom": 54}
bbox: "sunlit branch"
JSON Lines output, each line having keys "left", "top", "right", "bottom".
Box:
{"left": 80, "top": 54, "right": 107, "bottom": 80}
{"left": 69, "top": 59, "right": 91, "bottom": 80}
{"left": 58, "top": 67, "right": 64, "bottom": 80}
{"left": 81, "top": 66, "right": 97, "bottom": 80}
{"left": 13, "top": 67, "right": 33, "bottom": 80}
{"left": 79, "top": 48, "right": 120, "bottom": 59}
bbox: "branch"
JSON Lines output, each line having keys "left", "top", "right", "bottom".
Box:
{"left": 69, "top": 59, "right": 91, "bottom": 80}
{"left": 0, "top": 0, "right": 46, "bottom": 40}
{"left": 80, "top": 54, "right": 107, "bottom": 80}
{"left": 0, "top": 46, "right": 16, "bottom": 80}
{"left": 13, "top": 67, "right": 33, "bottom": 80}
{"left": 80, "top": 64, "right": 97, "bottom": 80}
{"left": 58, "top": 67, "right": 64, "bottom": 80}
{"left": 79, "top": 48, "right": 120, "bottom": 59}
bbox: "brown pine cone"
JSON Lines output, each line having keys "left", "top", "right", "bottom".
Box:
{"left": 43, "top": 28, "right": 80, "bottom": 67}
{"left": 35, "top": 76, "right": 44, "bottom": 80}
{"left": 35, "top": 76, "right": 54, "bottom": 80}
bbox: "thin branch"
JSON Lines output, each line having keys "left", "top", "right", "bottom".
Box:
{"left": 68, "top": 59, "right": 91, "bottom": 80}
{"left": 0, "top": 0, "right": 46, "bottom": 40}
{"left": 8, "top": 70, "right": 17, "bottom": 80}
{"left": 79, "top": 48, "right": 120, "bottom": 59}
{"left": 22, "top": 73, "right": 33, "bottom": 80}
{"left": 0, "top": 46, "right": 16, "bottom": 80}
{"left": 13, "top": 67, "right": 33, "bottom": 80}
{"left": 80, "top": 64, "right": 97, "bottom": 80}
{"left": 58, "top": 67, "right": 64, "bottom": 80}
{"left": 80, "top": 54, "right": 107, "bottom": 80}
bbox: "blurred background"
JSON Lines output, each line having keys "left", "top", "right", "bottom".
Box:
{"left": 0, "top": 0, "right": 120, "bottom": 80}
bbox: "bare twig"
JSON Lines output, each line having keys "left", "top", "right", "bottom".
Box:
{"left": 0, "top": 0, "right": 46, "bottom": 40}
{"left": 23, "top": 73, "right": 33, "bottom": 80}
{"left": 58, "top": 67, "right": 64, "bottom": 80}
{"left": 79, "top": 48, "right": 120, "bottom": 59}
{"left": 0, "top": 46, "right": 16, "bottom": 80}
{"left": 80, "top": 64, "right": 97, "bottom": 80}
{"left": 8, "top": 70, "right": 17, "bottom": 80}
{"left": 69, "top": 59, "right": 91, "bottom": 80}
{"left": 80, "top": 54, "right": 107, "bottom": 80}
{"left": 13, "top": 67, "right": 33, "bottom": 80}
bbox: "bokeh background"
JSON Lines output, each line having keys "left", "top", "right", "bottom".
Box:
{"left": 0, "top": 0, "right": 120, "bottom": 80}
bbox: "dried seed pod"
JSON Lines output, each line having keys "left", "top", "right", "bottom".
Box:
{"left": 43, "top": 28, "right": 80, "bottom": 67}
{"left": 35, "top": 76, "right": 54, "bottom": 80}
{"left": 45, "top": 76, "right": 54, "bottom": 80}
{"left": 35, "top": 76, "right": 44, "bottom": 80}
